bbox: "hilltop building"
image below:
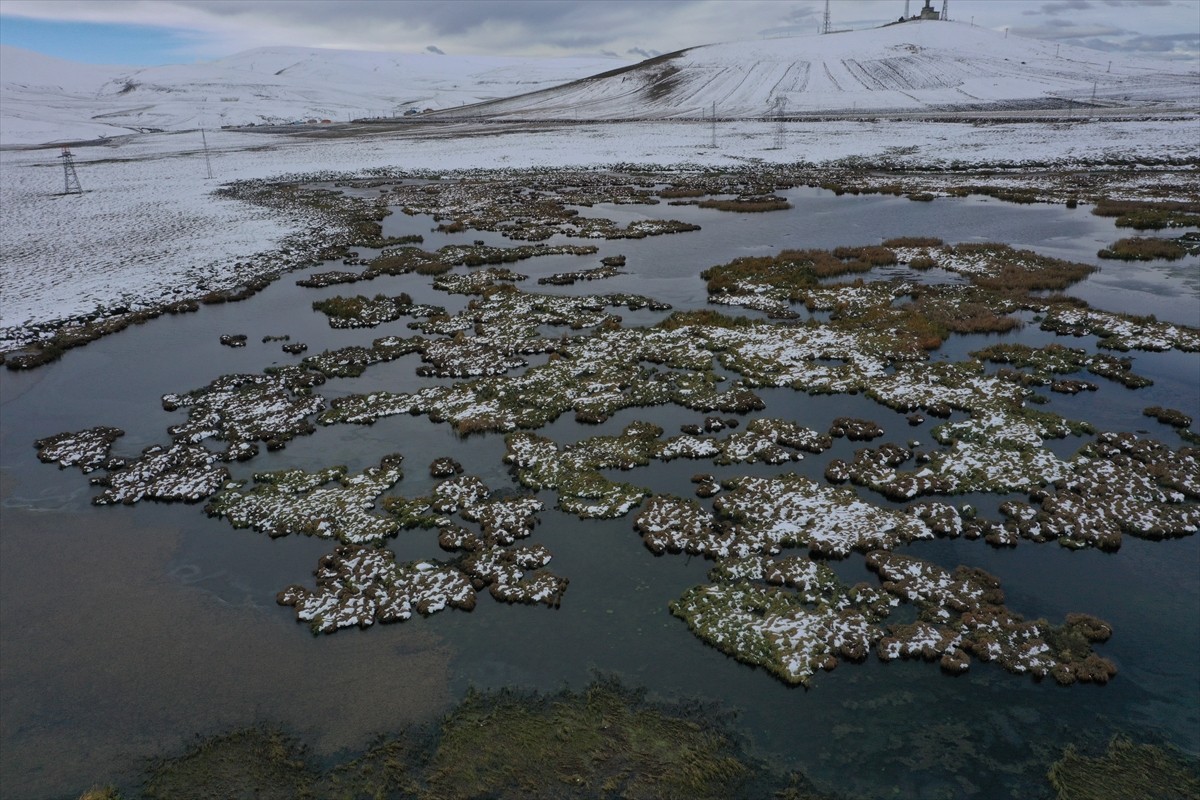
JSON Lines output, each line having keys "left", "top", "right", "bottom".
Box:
{"left": 896, "top": 1, "right": 948, "bottom": 23}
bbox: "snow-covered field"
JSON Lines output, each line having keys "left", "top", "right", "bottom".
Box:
{"left": 2, "top": 22, "right": 1198, "bottom": 352}
{"left": 0, "top": 45, "right": 628, "bottom": 143}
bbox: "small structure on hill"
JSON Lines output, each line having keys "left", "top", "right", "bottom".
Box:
{"left": 898, "top": 0, "right": 948, "bottom": 22}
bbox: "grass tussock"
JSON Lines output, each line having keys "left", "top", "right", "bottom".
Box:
{"left": 1091, "top": 199, "right": 1200, "bottom": 230}
{"left": 949, "top": 244, "right": 1095, "bottom": 291}
{"left": 657, "top": 309, "right": 758, "bottom": 330}
{"left": 698, "top": 196, "right": 793, "bottom": 213}
{"left": 1098, "top": 237, "right": 1187, "bottom": 261}
{"left": 312, "top": 293, "right": 411, "bottom": 321}
{"left": 882, "top": 237, "right": 944, "bottom": 248}
{"left": 701, "top": 246, "right": 898, "bottom": 299}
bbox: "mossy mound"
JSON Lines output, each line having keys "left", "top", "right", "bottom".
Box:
{"left": 91, "top": 681, "right": 833, "bottom": 800}
{"left": 422, "top": 680, "right": 809, "bottom": 800}
{"left": 141, "top": 727, "right": 318, "bottom": 800}
{"left": 1048, "top": 736, "right": 1200, "bottom": 800}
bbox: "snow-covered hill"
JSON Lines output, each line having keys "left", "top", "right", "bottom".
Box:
{"left": 0, "top": 45, "right": 628, "bottom": 145}
{"left": 445, "top": 21, "right": 1200, "bottom": 120}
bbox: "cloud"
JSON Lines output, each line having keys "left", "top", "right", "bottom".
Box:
{"left": 1020, "top": 19, "right": 1127, "bottom": 37}
{"left": 1036, "top": 1, "right": 1095, "bottom": 15}
{"left": 1123, "top": 33, "right": 1199, "bottom": 54}
{"left": 0, "top": 0, "right": 1194, "bottom": 63}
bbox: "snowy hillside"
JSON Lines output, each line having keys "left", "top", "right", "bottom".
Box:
{"left": 446, "top": 21, "right": 1200, "bottom": 120}
{"left": 0, "top": 45, "right": 628, "bottom": 145}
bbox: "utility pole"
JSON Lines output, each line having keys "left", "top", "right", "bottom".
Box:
{"left": 200, "top": 128, "right": 214, "bottom": 179}
{"left": 59, "top": 147, "right": 82, "bottom": 195}
{"left": 772, "top": 97, "right": 787, "bottom": 150}
{"left": 710, "top": 101, "right": 717, "bottom": 148}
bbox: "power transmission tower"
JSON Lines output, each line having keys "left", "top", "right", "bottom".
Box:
{"left": 59, "top": 147, "right": 82, "bottom": 195}
{"left": 823, "top": 0, "right": 831, "bottom": 34}
{"left": 772, "top": 97, "right": 788, "bottom": 149}
{"left": 941, "top": 1, "right": 949, "bottom": 20}
{"left": 710, "top": 101, "right": 717, "bottom": 148}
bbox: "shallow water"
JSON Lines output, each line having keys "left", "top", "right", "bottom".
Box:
{"left": 1, "top": 186, "right": 1197, "bottom": 799}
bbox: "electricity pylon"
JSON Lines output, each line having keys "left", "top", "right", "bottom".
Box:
{"left": 59, "top": 147, "right": 82, "bottom": 195}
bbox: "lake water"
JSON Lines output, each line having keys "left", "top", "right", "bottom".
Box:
{"left": 1, "top": 185, "right": 1197, "bottom": 798}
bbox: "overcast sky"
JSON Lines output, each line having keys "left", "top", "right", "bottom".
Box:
{"left": 1, "top": 0, "right": 1197, "bottom": 65}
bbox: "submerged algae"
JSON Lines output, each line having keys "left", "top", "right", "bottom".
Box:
{"left": 1048, "top": 736, "right": 1200, "bottom": 800}
{"left": 87, "top": 680, "right": 835, "bottom": 800}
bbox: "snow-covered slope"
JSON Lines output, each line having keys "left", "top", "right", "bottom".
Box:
{"left": 447, "top": 21, "right": 1200, "bottom": 120}
{"left": 0, "top": 45, "right": 628, "bottom": 145}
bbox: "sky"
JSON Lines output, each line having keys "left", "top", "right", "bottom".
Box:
{"left": 0, "top": 0, "right": 1197, "bottom": 65}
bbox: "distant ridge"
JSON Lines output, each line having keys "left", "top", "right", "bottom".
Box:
{"left": 0, "top": 45, "right": 626, "bottom": 144}
{"left": 3, "top": 21, "right": 1197, "bottom": 145}
{"left": 437, "top": 21, "right": 1199, "bottom": 120}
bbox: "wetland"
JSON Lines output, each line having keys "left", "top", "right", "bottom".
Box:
{"left": 2, "top": 170, "right": 1198, "bottom": 799}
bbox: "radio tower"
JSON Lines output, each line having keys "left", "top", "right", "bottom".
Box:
{"left": 822, "top": 0, "right": 831, "bottom": 34}
{"left": 59, "top": 147, "right": 82, "bottom": 195}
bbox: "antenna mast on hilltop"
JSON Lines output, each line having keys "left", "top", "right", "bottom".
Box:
{"left": 59, "top": 147, "right": 82, "bottom": 195}
{"left": 822, "top": 0, "right": 831, "bottom": 34}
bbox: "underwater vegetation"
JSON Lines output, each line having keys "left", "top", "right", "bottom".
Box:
{"left": 75, "top": 682, "right": 1199, "bottom": 800}
{"left": 79, "top": 681, "right": 835, "bottom": 800}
